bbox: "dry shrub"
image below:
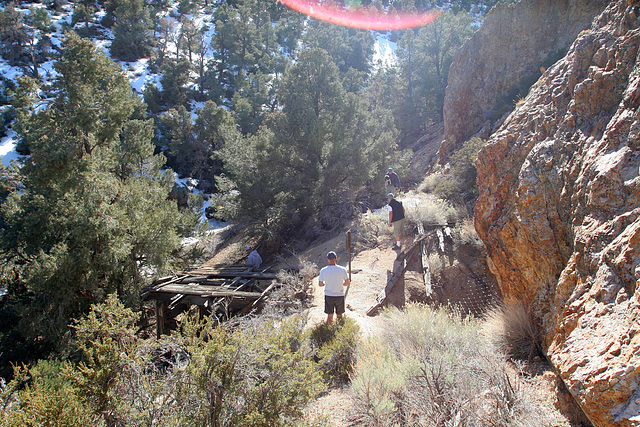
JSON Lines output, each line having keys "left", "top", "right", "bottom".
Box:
{"left": 350, "top": 304, "right": 552, "bottom": 427}
{"left": 404, "top": 195, "right": 458, "bottom": 231}
{"left": 353, "top": 210, "right": 389, "bottom": 249}
{"left": 260, "top": 259, "right": 319, "bottom": 318}
{"left": 452, "top": 217, "right": 484, "bottom": 249}
{"left": 361, "top": 208, "right": 394, "bottom": 238}
{"left": 418, "top": 171, "right": 448, "bottom": 194}
{"left": 427, "top": 252, "right": 445, "bottom": 276}
{"left": 482, "top": 301, "right": 544, "bottom": 362}
{"left": 275, "top": 259, "right": 318, "bottom": 298}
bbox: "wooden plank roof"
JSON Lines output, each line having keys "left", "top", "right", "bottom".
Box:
{"left": 142, "top": 264, "right": 277, "bottom": 302}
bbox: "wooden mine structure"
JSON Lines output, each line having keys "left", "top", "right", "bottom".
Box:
{"left": 366, "top": 242, "right": 422, "bottom": 316}
{"left": 142, "top": 264, "right": 278, "bottom": 338}
{"left": 366, "top": 223, "right": 438, "bottom": 316}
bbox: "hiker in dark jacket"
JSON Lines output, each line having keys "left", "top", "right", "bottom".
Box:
{"left": 385, "top": 167, "right": 400, "bottom": 195}
{"left": 387, "top": 193, "right": 405, "bottom": 250}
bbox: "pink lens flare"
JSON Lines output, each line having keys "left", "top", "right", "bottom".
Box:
{"left": 279, "top": 0, "right": 440, "bottom": 30}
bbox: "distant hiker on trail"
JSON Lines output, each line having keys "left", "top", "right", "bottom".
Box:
{"left": 387, "top": 193, "right": 405, "bottom": 250}
{"left": 246, "top": 245, "right": 262, "bottom": 270}
{"left": 385, "top": 167, "right": 400, "bottom": 195}
{"left": 318, "top": 251, "right": 350, "bottom": 325}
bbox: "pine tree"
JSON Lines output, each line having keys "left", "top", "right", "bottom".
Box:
{"left": 0, "top": 32, "right": 181, "bottom": 360}
{"left": 110, "top": 0, "right": 155, "bottom": 61}
{"left": 219, "top": 48, "right": 401, "bottom": 243}
{"left": 394, "top": 11, "right": 474, "bottom": 146}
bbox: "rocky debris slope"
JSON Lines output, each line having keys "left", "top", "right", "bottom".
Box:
{"left": 441, "top": 0, "right": 609, "bottom": 162}
{"left": 475, "top": 1, "right": 640, "bottom": 425}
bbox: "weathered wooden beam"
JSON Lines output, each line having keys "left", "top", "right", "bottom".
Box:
{"left": 156, "top": 300, "right": 168, "bottom": 339}
{"left": 222, "top": 277, "right": 243, "bottom": 289}
{"left": 183, "top": 277, "right": 232, "bottom": 286}
{"left": 186, "top": 270, "right": 278, "bottom": 280}
{"left": 417, "top": 223, "right": 432, "bottom": 295}
{"left": 145, "top": 283, "right": 262, "bottom": 298}
{"left": 142, "top": 274, "right": 191, "bottom": 298}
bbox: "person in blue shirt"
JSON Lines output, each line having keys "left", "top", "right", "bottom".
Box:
{"left": 246, "top": 245, "right": 262, "bottom": 270}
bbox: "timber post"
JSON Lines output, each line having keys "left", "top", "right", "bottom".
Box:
{"left": 345, "top": 230, "right": 352, "bottom": 299}
{"left": 155, "top": 300, "right": 168, "bottom": 339}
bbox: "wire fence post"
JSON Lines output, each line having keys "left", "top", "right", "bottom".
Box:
{"left": 345, "top": 230, "right": 352, "bottom": 300}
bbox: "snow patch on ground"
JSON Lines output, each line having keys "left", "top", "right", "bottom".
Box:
{"left": 174, "top": 175, "right": 230, "bottom": 230}
{"left": 0, "top": 130, "right": 22, "bottom": 167}
{"left": 126, "top": 58, "right": 161, "bottom": 94}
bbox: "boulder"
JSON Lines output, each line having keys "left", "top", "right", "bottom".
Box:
{"left": 475, "top": 2, "right": 640, "bottom": 425}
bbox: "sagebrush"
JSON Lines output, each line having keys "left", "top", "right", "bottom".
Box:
{"left": 0, "top": 295, "right": 326, "bottom": 427}
{"left": 350, "top": 304, "right": 553, "bottom": 427}
{"left": 307, "top": 317, "right": 360, "bottom": 386}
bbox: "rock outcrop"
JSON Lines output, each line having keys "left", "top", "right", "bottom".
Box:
{"left": 475, "top": 1, "right": 640, "bottom": 425}
{"left": 441, "top": 0, "right": 609, "bottom": 162}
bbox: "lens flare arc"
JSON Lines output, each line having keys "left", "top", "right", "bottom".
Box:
{"left": 279, "top": 0, "right": 440, "bottom": 30}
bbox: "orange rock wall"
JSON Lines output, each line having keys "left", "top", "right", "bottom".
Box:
{"left": 475, "top": 1, "right": 640, "bottom": 425}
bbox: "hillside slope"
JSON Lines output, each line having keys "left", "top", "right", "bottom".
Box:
{"left": 441, "top": 0, "right": 609, "bottom": 161}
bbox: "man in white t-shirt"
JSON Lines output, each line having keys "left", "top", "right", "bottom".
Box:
{"left": 318, "top": 251, "right": 350, "bottom": 325}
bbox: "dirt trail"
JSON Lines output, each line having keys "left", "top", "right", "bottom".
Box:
{"left": 296, "top": 231, "right": 579, "bottom": 427}
{"left": 201, "top": 224, "right": 577, "bottom": 426}
{"left": 283, "top": 232, "right": 403, "bottom": 336}
{"left": 289, "top": 232, "right": 406, "bottom": 426}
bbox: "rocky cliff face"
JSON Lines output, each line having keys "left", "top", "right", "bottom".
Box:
{"left": 475, "top": 1, "right": 640, "bottom": 425}
{"left": 441, "top": 0, "right": 609, "bottom": 162}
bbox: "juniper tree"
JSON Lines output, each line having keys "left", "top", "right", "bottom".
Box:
{"left": 0, "top": 4, "right": 28, "bottom": 65}
{"left": 160, "top": 57, "right": 191, "bottom": 109}
{"left": 193, "top": 100, "right": 236, "bottom": 185}
{"left": 207, "top": 0, "right": 295, "bottom": 122}
{"left": 0, "top": 4, "right": 52, "bottom": 79}
{"left": 157, "top": 105, "right": 195, "bottom": 177}
{"left": 302, "top": 19, "right": 375, "bottom": 91}
{"left": 218, "top": 48, "right": 401, "bottom": 243}
{"left": 0, "top": 32, "right": 181, "bottom": 364}
{"left": 110, "top": 0, "right": 155, "bottom": 61}
{"left": 157, "top": 101, "right": 235, "bottom": 189}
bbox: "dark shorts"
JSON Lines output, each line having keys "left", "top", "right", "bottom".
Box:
{"left": 324, "top": 295, "right": 345, "bottom": 315}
